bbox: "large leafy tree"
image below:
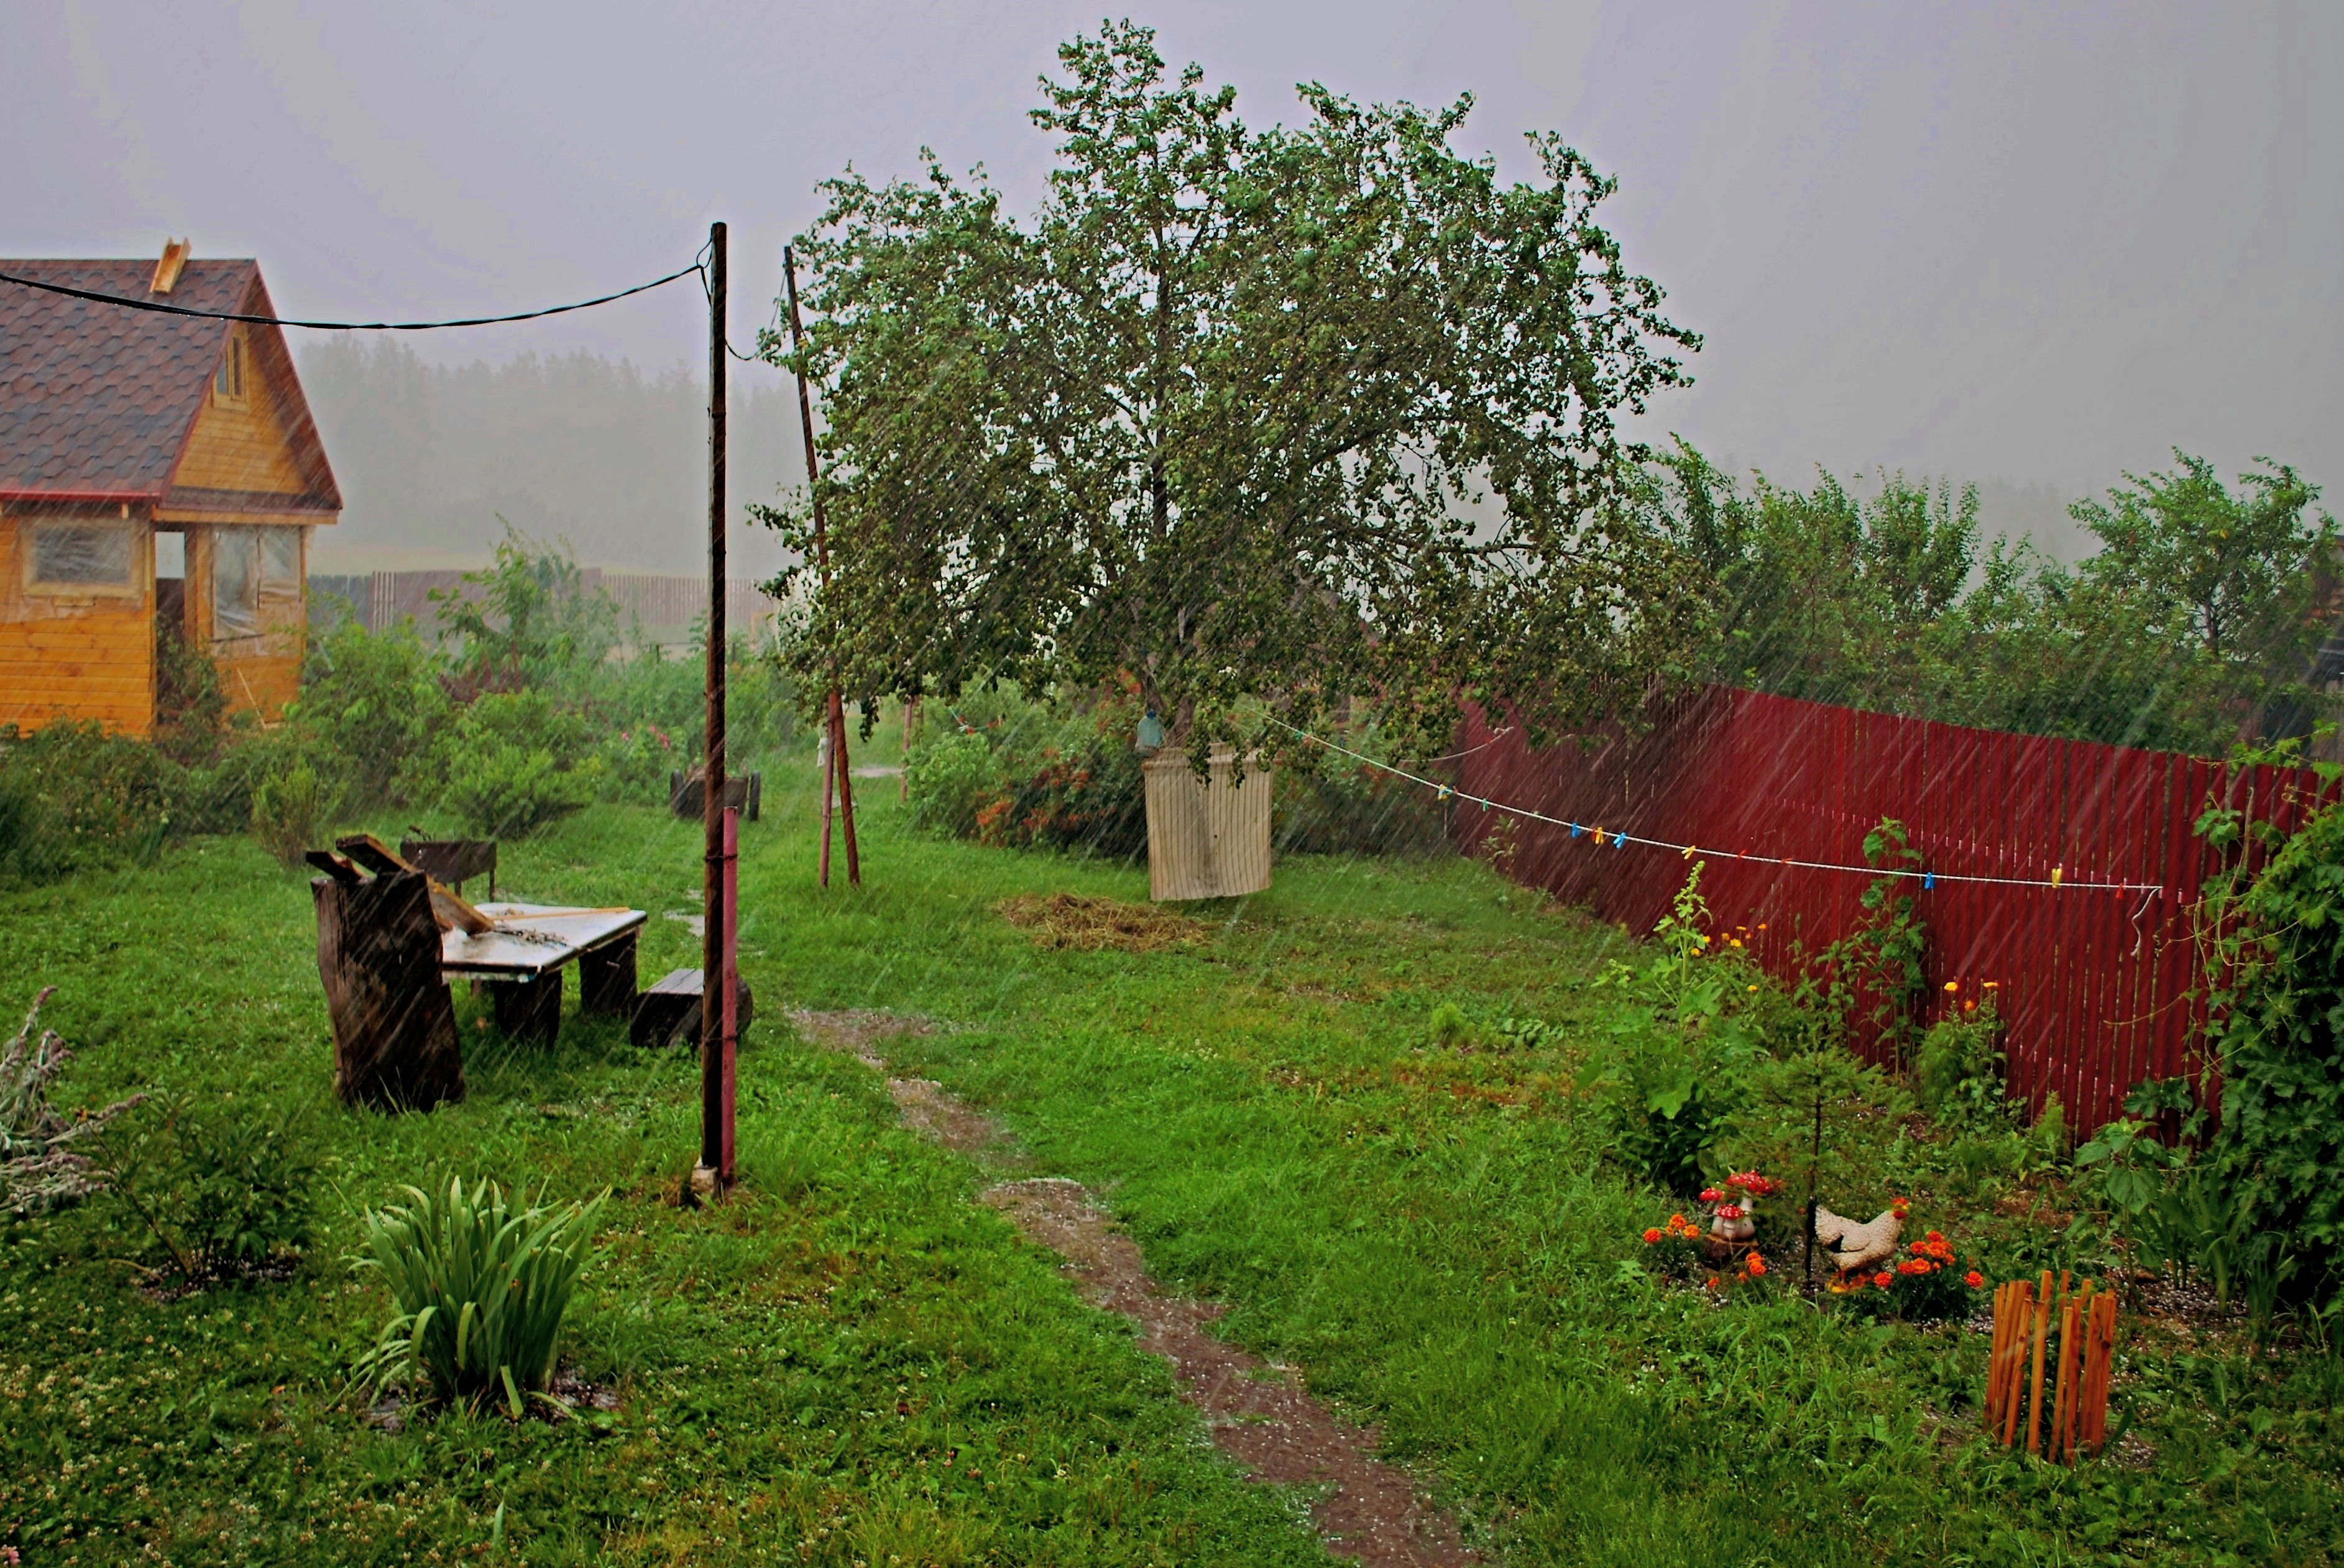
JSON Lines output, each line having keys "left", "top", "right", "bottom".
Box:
{"left": 759, "top": 22, "right": 1707, "bottom": 757}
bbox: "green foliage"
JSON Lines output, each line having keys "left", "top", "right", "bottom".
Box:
{"left": 430, "top": 690, "right": 598, "bottom": 839}
{"left": 433, "top": 525, "right": 622, "bottom": 699}
{"left": 903, "top": 726, "right": 1001, "bottom": 840}
{"left": 98, "top": 1095, "right": 318, "bottom": 1283}
{"left": 1658, "top": 444, "right": 2337, "bottom": 758}
{"left": 1841, "top": 819, "right": 1930, "bottom": 1064}
{"left": 290, "top": 612, "right": 451, "bottom": 808}
{"left": 247, "top": 735, "right": 338, "bottom": 866}
{"left": 767, "top": 20, "right": 1708, "bottom": 763}
{"left": 0, "top": 721, "right": 175, "bottom": 873}
{"left": 152, "top": 615, "right": 229, "bottom": 768}
{"left": 356, "top": 1176, "right": 605, "bottom": 1416}
{"left": 1914, "top": 998, "right": 2022, "bottom": 1135}
{"left": 1581, "top": 866, "right": 1766, "bottom": 1195}
{"left": 2188, "top": 791, "right": 2344, "bottom": 1299}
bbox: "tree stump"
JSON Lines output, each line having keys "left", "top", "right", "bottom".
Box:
{"left": 313, "top": 869, "right": 464, "bottom": 1112}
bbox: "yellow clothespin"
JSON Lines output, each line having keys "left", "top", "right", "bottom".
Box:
{"left": 2051, "top": 866, "right": 2063, "bottom": 888}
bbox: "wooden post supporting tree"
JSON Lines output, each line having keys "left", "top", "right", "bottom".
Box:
{"left": 783, "top": 245, "right": 860, "bottom": 888}
{"left": 695, "top": 220, "right": 735, "bottom": 1197}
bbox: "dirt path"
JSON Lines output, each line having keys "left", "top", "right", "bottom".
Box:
{"left": 788, "top": 1009, "right": 1479, "bottom": 1568}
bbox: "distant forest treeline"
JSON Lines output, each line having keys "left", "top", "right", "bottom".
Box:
{"left": 296, "top": 336, "right": 806, "bottom": 575}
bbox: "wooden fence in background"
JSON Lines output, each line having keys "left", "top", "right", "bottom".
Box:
{"left": 1450, "top": 687, "right": 2339, "bottom": 1133}
{"left": 308, "top": 569, "right": 778, "bottom": 641}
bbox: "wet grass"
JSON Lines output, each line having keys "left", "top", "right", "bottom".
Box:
{"left": 6, "top": 761, "right": 2341, "bottom": 1564}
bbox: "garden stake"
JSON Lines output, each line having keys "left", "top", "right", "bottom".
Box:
{"left": 783, "top": 244, "right": 860, "bottom": 888}
{"left": 1984, "top": 1283, "right": 2008, "bottom": 1431}
{"left": 2052, "top": 1296, "right": 2079, "bottom": 1462}
{"left": 2026, "top": 1270, "right": 2052, "bottom": 1456}
{"left": 2001, "top": 1281, "right": 2031, "bottom": 1448}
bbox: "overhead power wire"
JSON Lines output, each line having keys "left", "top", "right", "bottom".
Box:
{"left": 1269, "top": 718, "right": 2161, "bottom": 894}
{"left": 0, "top": 260, "right": 703, "bottom": 331}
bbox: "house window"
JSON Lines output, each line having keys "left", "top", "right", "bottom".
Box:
{"left": 26, "top": 519, "right": 137, "bottom": 595}
{"left": 213, "top": 528, "right": 260, "bottom": 636}
{"left": 212, "top": 525, "right": 303, "bottom": 638}
{"left": 213, "top": 331, "right": 247, "bottom": 405}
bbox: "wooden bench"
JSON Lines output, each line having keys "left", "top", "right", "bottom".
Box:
{"left": 399, "top": 836, "right": 497, "bottom": 898}
{"left": 630, "top": 968, "right": 756, "bottom": 1052}
{"left": 669, "top": 769, "right": 761, "bottom": 821}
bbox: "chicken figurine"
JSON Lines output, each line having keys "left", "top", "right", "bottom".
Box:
{"left": 1813, "top": 1204, "right": 1903, "bottom": 1273}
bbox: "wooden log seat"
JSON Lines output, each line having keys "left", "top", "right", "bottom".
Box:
{"left": 630, "top": 968, "right": 756, "bottom": 1052}
{"left": 311, "top": 865, "right": 465, "bottom": 1113}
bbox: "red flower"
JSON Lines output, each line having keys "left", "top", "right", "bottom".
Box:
{"left": 1924, "top": 1231, "right": 1944, "bottom": 1244}
{"left": 1746, "top": 1254, "right": 1767, "bottom": 1277}
{"left": 1964, "top": 1270, "right": 1985, "bottom": 1289}
{"left": 1873, "top": 1272, "right": 1893, "bottom": 1289}
{"left": 1643, "top": 1227, "right": 1663, "bottom": 1244}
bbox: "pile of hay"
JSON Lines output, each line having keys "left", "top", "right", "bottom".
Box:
{"left": 996, "top": 893, "right": 1209, "bottom": 953}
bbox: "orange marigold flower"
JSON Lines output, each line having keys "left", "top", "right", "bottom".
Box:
{"left": 1643, "top": 1227, "right": 1663, "bottom": 1244}
{"left": 1874, "top": 1272, "right": 1894, "bottom": 1289}
{"left": 1747, "top": 1254, "right": 1767, "bottom": 1277}
{"left": 1964, "top": 1270, "right": 1985, "bottom": 1288}
{"left": 1924, "top": 1231, "right": 1944, "bottom": 1243}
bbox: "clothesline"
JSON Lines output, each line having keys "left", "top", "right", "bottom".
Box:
{"left": 1272, "top": 720, "right": 2160, "bottom": 895}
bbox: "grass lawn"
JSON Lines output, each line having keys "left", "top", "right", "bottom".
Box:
{"left": 6, "top": 758, "right": 2340, "bottom": 1565}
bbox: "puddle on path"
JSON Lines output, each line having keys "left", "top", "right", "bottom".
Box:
{"left": 788, "top": 1008, "right": 1478, "bottom": 1568}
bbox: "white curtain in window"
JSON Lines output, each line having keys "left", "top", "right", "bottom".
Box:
{"left": 213, "top": 529, "right": 260, "bottom": 637}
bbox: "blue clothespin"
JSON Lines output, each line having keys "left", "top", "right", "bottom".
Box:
{"left": 1570, "top": 822, "right": 1583, "bottom": 838}
{"left": 1614, "top": 832, "right": 1626, "bottom": 850}
{"left": 1923, "top": 872, "right": 1935, "bottom": 891}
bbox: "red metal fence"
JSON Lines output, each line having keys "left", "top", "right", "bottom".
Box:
{"left": 1450, "top": 687, "right": 2340, "bottom": 1134}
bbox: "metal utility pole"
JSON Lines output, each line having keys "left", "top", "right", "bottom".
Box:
{"left": 696, "top": 221, "right": 735, "bottom": 1196}
{"left": 783, "top": 244, "right": 860, "bottom": 887}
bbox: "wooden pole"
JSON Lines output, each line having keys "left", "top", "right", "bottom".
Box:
{"left": 696, "top": 220, "right": 730, "bottom": 1196}
{"left": 2002, "top": 1280, "right": 2030, "bottom": 1448}
{"left": 783, "top": 245, "right": 861, "bottom": 888}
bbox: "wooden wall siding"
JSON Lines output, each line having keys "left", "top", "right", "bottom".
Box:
{"left": 0, "top": 514, "right": 157, "bottom": 737}
{"left": 186, "top": 525, "right": 306, "bottom": 719}
{"left": 173, "top": 338, "right": 310, "bottom": 496}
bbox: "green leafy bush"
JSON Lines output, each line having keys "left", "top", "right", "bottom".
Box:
{"left": 291, "top": 615, "right": 451, "bottom": 809}
{"left": 99, "top": 1096, "right": 318, "bottom": 1283}
{"left": 356, "top": 1176, "right": 605, "bottom": 1416}
{"left": 2195, "top": 789, "right": 2344, "bottom": 1296}
{"left": 905, "top": 728, "right": 1003, "bottom": 840}
{"left": 1914, "top": 999, "right": 2021, "bottom": 1135}
{"left": 431, "top": 690, "right": 597, "bottom": 838}
{"left": 247, "top": 738, "right": 338, "bottom": 865}
{"left": 0, "top": 722, "right": 175, "bottom": 871}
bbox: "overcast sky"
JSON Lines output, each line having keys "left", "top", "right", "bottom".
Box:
{"left": 8, "top": 0, "right": 2338, "bottom": 561}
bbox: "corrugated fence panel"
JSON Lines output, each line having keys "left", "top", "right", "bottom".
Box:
{"left": 1454, "top": 685, "right": 2333, "bottom": 1132}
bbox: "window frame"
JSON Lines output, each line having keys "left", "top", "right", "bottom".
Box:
{"left": 21, "top": 515, "right": 144, "bottom": 599}
{"left": 211, "top": 329, "right": 249, "bottom": 408}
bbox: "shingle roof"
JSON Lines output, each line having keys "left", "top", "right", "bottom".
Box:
{"left": 0, "top": 259, "right": 338, "bottom": 509}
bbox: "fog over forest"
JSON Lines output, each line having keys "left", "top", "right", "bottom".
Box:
{"left": 298, "top": 337, "right": 807, "bottom": 578}
{"left": 298, "top": 340, "right": 2093, "bottom": 579}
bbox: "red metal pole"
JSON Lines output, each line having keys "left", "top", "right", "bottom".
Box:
{"left": 720, "top": 804, "right": 738, "bottom": 1186}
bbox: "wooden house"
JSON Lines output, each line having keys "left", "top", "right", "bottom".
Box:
{"left": 0, "top": 244, "right": 340, "bottom": 737}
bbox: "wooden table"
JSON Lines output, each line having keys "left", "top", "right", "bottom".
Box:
{"left": 439, "top": 902, "right": 646, "bottom": 1043}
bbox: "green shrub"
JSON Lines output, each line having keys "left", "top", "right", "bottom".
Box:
{"left": 99, "top": 1096, "right": 318, "bottom": 1283}
{"left": 0, "top": 722, "right": 173, "bottom": 871}
{"left": 152, "top": 617, "right": 228, "bottom": 767}
{"left": 248, "top": 739, "right": 338, "bottom": 865}
{"left": 1914, "top": 1000, "right": 2021, "bottom": 1135}
{"left": 905, "top": 728, "right": 1001, "bottom": 839}
{"left": 356, "top": 1176, "right": 605, "bottom": 1416}
{"left": 2194, "top": 790, "right": 2344, "bottom": 1296}
{"left": 1274, "top": 753, "right": 1448, "bottom": 856}
{"left": 433, "top": 690, "right": 597, "bottom": 838}
{"left": 291, "top": 615, "right": 451, "bottom": 809}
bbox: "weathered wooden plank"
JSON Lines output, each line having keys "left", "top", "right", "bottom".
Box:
{"left": 313, "top": 869, "right": 464, "bottom": 1113}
